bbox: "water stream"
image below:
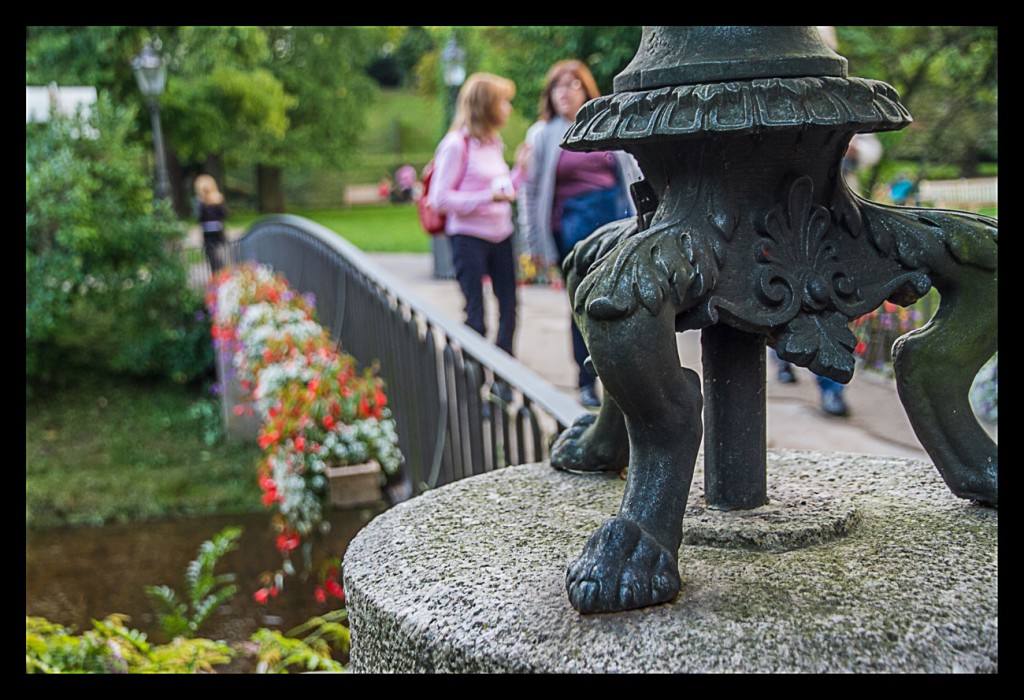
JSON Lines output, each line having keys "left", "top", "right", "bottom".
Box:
{"left": 25, "top": 507, "right": 382, "bottom": 646}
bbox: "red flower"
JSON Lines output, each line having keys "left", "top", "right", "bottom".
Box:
{"left": 294, "top": 436, "right": 306, "bottom": 452}
{"left": 276, "top": 532, "right": 301, "bottom": 552}
{"left": 254, "top": 587, "right": 272, "bottom": 604}
{"left": 258, "top": 429, "right": 280, "bottom": 449}
{"left": 314, "top": 586, "right": 327, "bottom": 603}
{"left": 323, "top": 414, "right": 335, "bottom": 429}
{"left": 325, "top": 578, "right": 345, "bottom": 600}
{"left": 259, "top": 473, "right": 278, "bottom": 505}
{"left": 855, "top": 341, "right": 867, "bottom": 356}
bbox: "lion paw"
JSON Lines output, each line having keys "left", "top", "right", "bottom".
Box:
{"left": 550, "top": 413, "right": 626, "bottom": 473}
{"left": 566, "top": 517, "right": 680, "bottom": 613}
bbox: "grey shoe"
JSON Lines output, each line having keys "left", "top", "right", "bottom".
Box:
{"left": 578, "top": 385, "right": 601, "bottom": 408}
{"left": 821, "top": 390, "right": 849, "bottom": 417}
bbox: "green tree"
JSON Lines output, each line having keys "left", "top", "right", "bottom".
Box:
{"left": 249, "top": 26, "right": 382, "bottom": 212}
{"left": 155, "top": 26, "right": 296, "bottom": 213}
{"left": 27, "top": 26, "right": 382, "bottom": 214}
{"left": 26, "top": 95, "right": 209, "bottom": 393}
{"left": 368, "top": 25, "right": 436, "bottom": 88}
{"left": 473, "top": 26, "right": 642, "bottom": 120}
{"left": 27, "top": 26, "right": 296, "bottom": 214}
{"left": 836, "top": 26, "right": 997, "bottom": 186}
{"left": 26, "top": 26, "right": 151, "bottom": 107}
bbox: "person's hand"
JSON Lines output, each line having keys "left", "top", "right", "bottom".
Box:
{"left": 492, "top": 175, "right": 516, "bottom": 202}
{"left": 514, "top": 142, "right": 532, "bottom": 172}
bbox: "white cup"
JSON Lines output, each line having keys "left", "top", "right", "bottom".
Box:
{"left": 492, "top": 175, "right": 514, "bottom": 198}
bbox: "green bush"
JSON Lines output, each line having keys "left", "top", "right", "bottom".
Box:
{"left": 27, "top": 525, "right": 347, "bottom": 673}
{"left": 26, "top": 524, "right": 347, "bottom": 674}
{"left": 146, "top": 526, "right": 242, "bottom": 641}
{"left": 26, "top": 614, "right": 235, "bottom": 674}
{"left": 26, "top": 95, "right": 212, "bottom": 395}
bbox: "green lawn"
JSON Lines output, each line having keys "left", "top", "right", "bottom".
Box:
{"left": 26, "top": 373, "right": 264, "bottom": 530}
{"left": 231, "top": 203, "right": 432, "bottom": 253}
{"left": 352, "top": 86, "right": 531, "bottom": 176}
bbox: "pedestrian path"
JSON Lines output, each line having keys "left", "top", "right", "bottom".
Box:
{"left": 364, "top": 252, "right": 997, "bottom": 462}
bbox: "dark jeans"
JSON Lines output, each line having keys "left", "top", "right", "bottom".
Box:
{"left": 449, "top": 234, "right": 517, "bottom": 356}
{"left": 556, "top": 187, "right": 622, "bottom": 389}
{"left": 203, "top": 230, "right": 227, "bottom": 273}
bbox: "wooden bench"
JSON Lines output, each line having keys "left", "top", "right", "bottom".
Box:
{"left": 343, "top": 183, "right": 387, "bottom": 206}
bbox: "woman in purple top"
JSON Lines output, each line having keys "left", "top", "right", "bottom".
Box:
{"left": 430, "top": 73, "right": 524, "bottom": 359}
{"left": 519, "top": 60, "right": 640, "bottom": 407}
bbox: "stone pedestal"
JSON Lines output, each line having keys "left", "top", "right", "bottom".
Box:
{"left": 343, "top": 451, "right": 997, "bottom": 673}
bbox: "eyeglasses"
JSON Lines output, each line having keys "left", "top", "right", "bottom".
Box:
{"left": 552, "top": 78, "right": 583, "bottom": 93}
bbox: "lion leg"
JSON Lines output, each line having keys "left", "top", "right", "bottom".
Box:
{"left": 565, "top": 308, "right": 702, "bottom": 613}
{"left": 549, "top": 221, "right": 636, "bottom": 474}
{"left": 892, "top": 265, "right": 997, "bottom": 505}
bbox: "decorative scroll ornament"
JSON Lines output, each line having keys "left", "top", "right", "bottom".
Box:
{"left": 754, "top": 176, "right": 858, "bottom": 380}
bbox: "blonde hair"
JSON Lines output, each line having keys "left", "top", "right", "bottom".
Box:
{"left": 194, "top": 174, "right": 224, "bottom": 205}
{"left": 539, "top": 60, "right": 601, "bottom": 122}
{"left": 450, "top": 72, "right": 516, "bottom": 140}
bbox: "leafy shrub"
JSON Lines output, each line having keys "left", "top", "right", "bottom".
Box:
{"left": 27, "top": 525, "right": 347, "bottom": 674}
{"left": 26, "top": 614, "right": 234, "bottom": 674}
{"left": 145, "top": 526, "right": 242, "bottom": 640}
{"left": 26, "top": 94, "right": 211, "bottom": 395}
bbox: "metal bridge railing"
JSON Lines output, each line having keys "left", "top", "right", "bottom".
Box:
{"left": 228, "top": 214, "right": 588, "bottom": 502}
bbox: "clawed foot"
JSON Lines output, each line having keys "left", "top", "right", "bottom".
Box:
{"left": 550, "top": 413, "right": 628, "bottom": 473}
{"left": 566, "top": 517, "right": 681, "bottom": 614}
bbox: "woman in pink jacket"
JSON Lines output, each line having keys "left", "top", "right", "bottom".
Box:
{"left": 429, "top": 72, "right": 524, "bottom": 358}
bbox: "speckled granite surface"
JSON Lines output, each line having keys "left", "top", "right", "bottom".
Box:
{"left": 343, "top": 450, "right": 997, "bottom": 673}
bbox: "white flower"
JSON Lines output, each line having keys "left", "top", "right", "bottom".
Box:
{"left": 210, "top": 261, "right": 405, "bottom": 549}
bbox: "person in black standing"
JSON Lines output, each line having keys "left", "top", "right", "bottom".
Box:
{"left": 194, "top": 174, "right": 229, "bottom": 274}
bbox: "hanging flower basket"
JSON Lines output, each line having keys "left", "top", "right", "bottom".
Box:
{"left": 327, "top": 460, "right": 383, "bottom": 509}
{"left": 205, "top": 261, "right": 404, "bottom": 604}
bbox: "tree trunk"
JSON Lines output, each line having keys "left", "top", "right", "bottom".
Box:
{"left": 166, "top": 149, "right": 188, "bottom": 218}
{"left": 204, "top": 154, "right": 225, "bottom": 186}
{"left": 958, "top": 151, "right": 980, "bottom": 179}
{"left": 257, "top": 164, "right": 286, "bottom": 214}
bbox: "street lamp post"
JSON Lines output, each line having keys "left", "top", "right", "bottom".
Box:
{"left": 431, "top": 36, "right": 467, "bottom": 279}
{"left": 132, "top": 41, "right": 171, "bottom": 202}
{"left": 441, "top": 36, "right": 466, "bottom": 124}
